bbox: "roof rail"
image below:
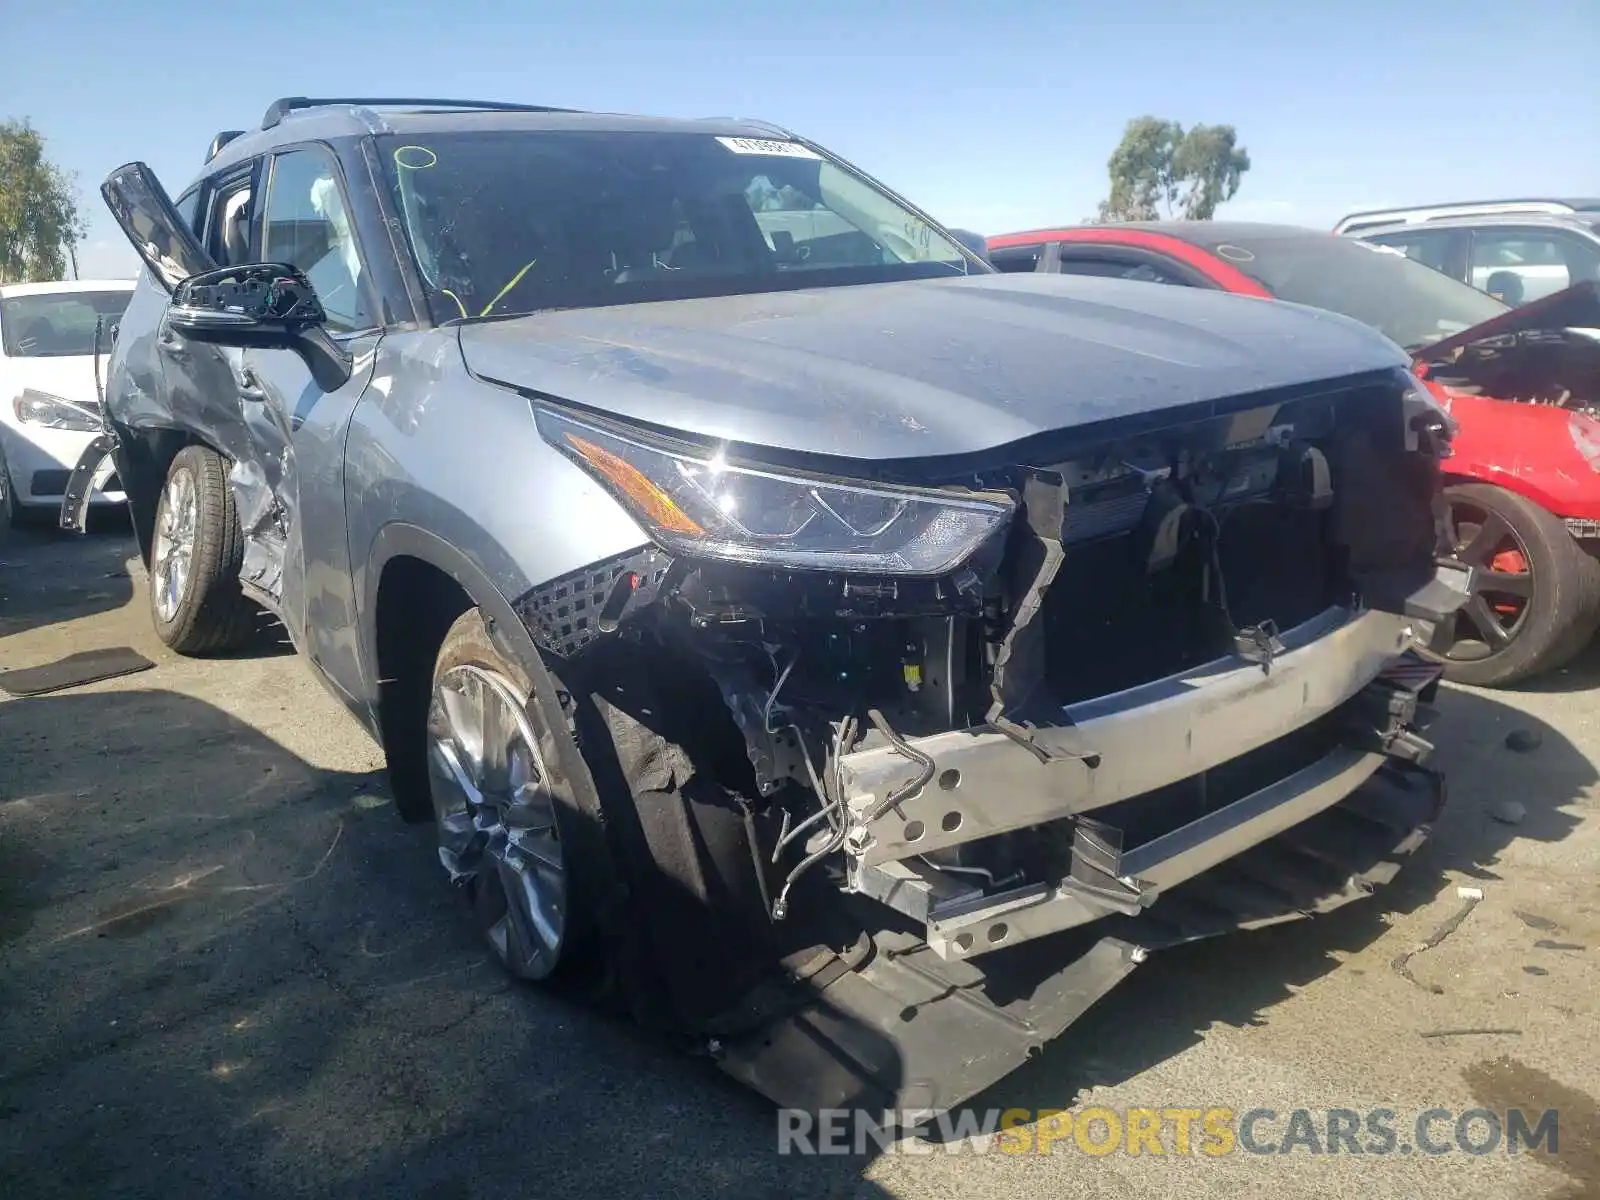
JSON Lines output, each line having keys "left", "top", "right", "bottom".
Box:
{"left": 1333, "top": 199, "right": 1595, "bottom": 235}
{"left": 260, "top": 96, "right": 582, "bottom": 130}
{"left": 206, "top": 130, "right": 247, "bottom": 163}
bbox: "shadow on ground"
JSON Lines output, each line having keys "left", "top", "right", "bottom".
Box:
{"left": 0, "top": 512, "right": 292, "bottom": 662}
{"left": 1503, "top": 633, "right": 1600, "bottom": 695}
{"left": 0, "top": 688, "right": 887, "bottom": 1199}
{"left": 0, "top": 514, "right": 136, "bottom": 642}
{"left": 964, "top": 680, "right": 1591, "bottom": 1115}
{"left": 0, "top": 677, "right": 1586, "bottom": 1198}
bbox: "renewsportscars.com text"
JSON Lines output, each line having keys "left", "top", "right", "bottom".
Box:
{"left": 777, "top": 1105, "right": 1561, "bottom": 1158}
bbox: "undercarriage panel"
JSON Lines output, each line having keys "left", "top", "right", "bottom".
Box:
{"left": 714, "top": 759, "right": 1443, "bottom": 1115}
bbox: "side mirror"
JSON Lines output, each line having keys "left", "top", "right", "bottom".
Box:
{"left": 169, "top": 263, "right": 327, "bottom": 345}
{"left": 169, "top": 263, "right": 351, "bottom": 389}
{"left": 949, "top": 228, "right": 992, "bottom": 266}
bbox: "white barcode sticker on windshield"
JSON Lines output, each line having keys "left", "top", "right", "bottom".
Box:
{"left": 716, "top": 136, "right": 821, "bottom": 159}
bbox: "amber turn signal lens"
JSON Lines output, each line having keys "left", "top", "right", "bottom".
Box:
{"left": 564, "top": 433, "right": 705, "bottom": 536}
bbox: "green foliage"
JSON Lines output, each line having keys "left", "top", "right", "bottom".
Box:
{"left": 0, "top": 119, "right": 86, "bottom": 283}
{"left": 1092, "top": 117, "right": 1252, "bottom": 223}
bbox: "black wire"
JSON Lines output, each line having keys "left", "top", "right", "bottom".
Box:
{"left": 92, "top": 317, "right": 105, "bottom": 408}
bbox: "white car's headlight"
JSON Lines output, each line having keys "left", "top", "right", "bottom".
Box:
{"left": 536, "top": 409, "right": 1014, "bottom": 575}
{"left": 13, "top": 389, "right": 101, "bottom": 433}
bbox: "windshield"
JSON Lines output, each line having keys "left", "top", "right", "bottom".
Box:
{"left": 377, "top": 130, "right": 978, "bottom": 323}
{"left": 0, "top": 290, "right": 132, "bottom": 358}
{"left": 1207, "top": 234, "right": 1508, "bottom": 351}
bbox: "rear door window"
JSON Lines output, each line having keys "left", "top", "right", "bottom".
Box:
{"left": 1056, "top": 253, "right": 1193, "bottom": 286}
{"left": 173, "top": 188, "right": 202, "bottom": 237}
{"left": 1467, "top": 229, "right": 1599, "bottom": 306}
{"left": 989, "top": 244, "right": 1045, "bottom": 273}
{"left": 203, "top": 169, "right": 258, "bottom": 267}
{"left": 1364, "top": 228, "right": 1459, "bottom": 276}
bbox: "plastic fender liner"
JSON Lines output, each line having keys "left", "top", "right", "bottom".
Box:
{"left": 58, "top": 433, "right": 120, "bottom": 534}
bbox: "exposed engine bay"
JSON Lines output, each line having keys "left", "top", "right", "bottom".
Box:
{"left": 507, "top": 369, "right": 1467, "bottom": 1112}
{"left": 1415, "top": 279, "right": 1600, "bottom": 415}
{"left": 1421, "top": 326, "right": 1600, "bottom": 415}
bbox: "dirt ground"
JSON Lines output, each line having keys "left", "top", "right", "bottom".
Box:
{"left": 1, "top": 520, "right": 1596, "bottom": 1200}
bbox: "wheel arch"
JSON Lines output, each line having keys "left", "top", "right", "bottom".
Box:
{"left": 115, "top": 422, "right": 224, "bottom": 567}
{"left": 1438, "top": 467, "right": 1577, "bottom": 528}
{"left": 363, "top": 522, "right": 574, "bottom": 821}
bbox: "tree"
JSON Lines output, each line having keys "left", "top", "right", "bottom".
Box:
{"left": 0, "top": 119, "right": 86, "bottom": 283}
{"left": 1091, "top": 117, "right": 1251, "bottom": 223}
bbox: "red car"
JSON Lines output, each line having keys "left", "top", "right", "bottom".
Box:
{"left": 987, "top": 222, "right": 1600, "bottom": 686}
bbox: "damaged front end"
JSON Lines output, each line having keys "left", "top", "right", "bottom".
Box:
{"left": 514, "top": 368, "right": 1468, "bottom": 1115}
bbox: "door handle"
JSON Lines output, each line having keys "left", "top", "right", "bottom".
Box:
{"left": 237, "top": 366, "right": 265, "bottom": 402}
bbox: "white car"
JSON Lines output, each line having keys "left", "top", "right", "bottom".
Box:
{"left": 0, "top": 279, "right": 135, "bottom": 523}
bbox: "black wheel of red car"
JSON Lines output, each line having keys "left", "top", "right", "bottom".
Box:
{"left": 1424, "top": 483, "right": 1600, "bottom": 687}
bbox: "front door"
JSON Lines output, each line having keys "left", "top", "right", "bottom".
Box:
{"left": 235, "top": 144, "right": 379, "bottom": 688}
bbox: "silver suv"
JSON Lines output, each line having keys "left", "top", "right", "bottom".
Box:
{"left": 1335, "top": 200, "right": 1600, "bottom": 307}
{"left": 71, "top": 96, "right": 1465, "bottom": 1116}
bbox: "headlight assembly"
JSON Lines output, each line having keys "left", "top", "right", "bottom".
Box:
{"left": 536, "top": 408, "right": 1014, "bottom": 575}
{"left": 13, "top": 389, "right": 101, "bottom": 433}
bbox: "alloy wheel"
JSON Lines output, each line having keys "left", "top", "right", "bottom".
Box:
{"left": 151, "top": 467, "right": 198, "bottom": 622}
{"left": 427, "top": 663, "right": 567, "bottom": 979}
{"left": 1432, "top": 495, "right": 1535, "bottom": 662}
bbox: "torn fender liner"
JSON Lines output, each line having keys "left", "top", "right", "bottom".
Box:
{"left": 713, "top": 762, "right": 1443, "bottom": 1115}
{"left": 58, "top": 431, "right": 119, "bottom": 534}
{"left": 0, "top": 647, "right": 155, "bottom": 697}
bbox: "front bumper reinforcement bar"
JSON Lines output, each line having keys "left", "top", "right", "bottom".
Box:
{"left": 840, "top": 604, "right": 1419, "bottom": 866}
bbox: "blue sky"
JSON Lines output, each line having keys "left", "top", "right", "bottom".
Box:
{"left": 4, "top": 0, "right": 1596, "bottom": 279}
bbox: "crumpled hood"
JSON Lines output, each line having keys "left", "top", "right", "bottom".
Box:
{"left": 459, "top": 272, "right": 1408, "bottom": 461}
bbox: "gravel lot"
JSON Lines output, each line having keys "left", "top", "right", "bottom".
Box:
{"left": 1, "top": 522, "right": 1596, "bottom": 1200}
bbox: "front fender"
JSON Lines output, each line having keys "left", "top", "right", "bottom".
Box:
{"left": 1436, "top": 391, "right": 1600, "bottom": 520}
{"left": 360, "top": 521, "right": 542, "bottom": 705}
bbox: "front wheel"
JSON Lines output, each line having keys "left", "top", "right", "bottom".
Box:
{"left": 1424, "top": 483, "right": 1600, "bottom": 686}
{"left": 426, "top": 608, "right": 586, "bottom": 981}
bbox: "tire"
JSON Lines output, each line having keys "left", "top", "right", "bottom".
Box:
{"left": 1424, "top": 482, "right": 1600, "bottom": 687}
{"left": 423, "top": 613, "right": 777, "bottom": 1029}
{"left": 426, "top": 608, "right": 618, "bottom": 988}
{"left": 147, "top": 445, "right": 257, "bottom": 654}
{"left": 0, "top": 447, "right": 12, "bottom": 537}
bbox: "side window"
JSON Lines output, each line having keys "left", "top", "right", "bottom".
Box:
{"left": 1366, "top": 229, "right": 1454, "bottom": 274}
{"left": 173, "top": 189, "right": 203, "bottom": 238}
{"left": 1057, "top": 255, "right": 1190, "bottom": 286}
{"left": 1467, "top": 230, "right": 1584, "bottom": 306}
{"left": 989, "top": 245, "right": 1044, "bottom": 274}
{"left": 261, "top": 148, "right": 374, "bottom": 333}
{"left": 204, "top": 172, "right": 257, "bottom": 267}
